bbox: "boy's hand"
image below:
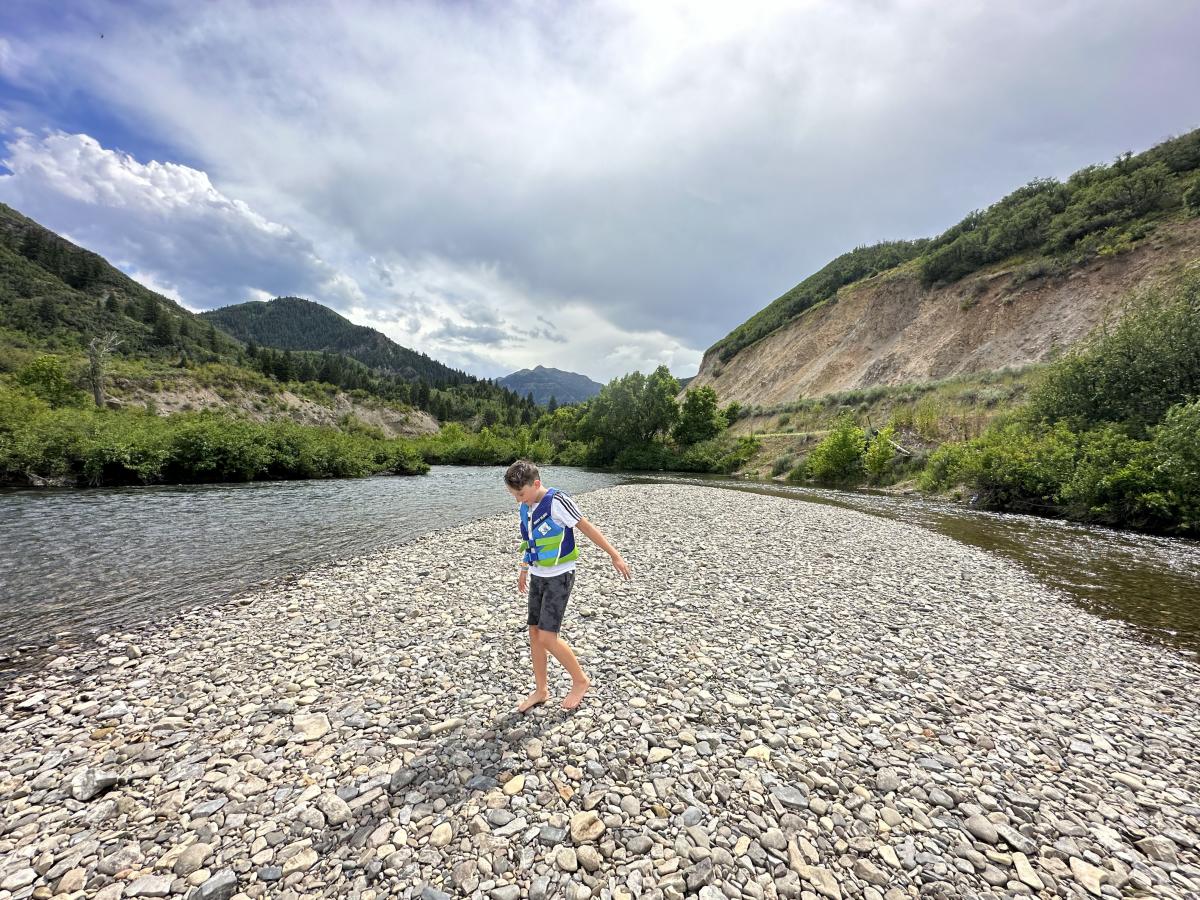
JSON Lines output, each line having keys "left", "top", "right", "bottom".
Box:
{"left": 518, "top": 568, "right": 529, "bottom": 594}
{"left": 611, "top": 553, "right": 631, "bottom": 580}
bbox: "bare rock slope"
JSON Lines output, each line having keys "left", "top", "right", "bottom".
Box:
{"left": 691, "top": 219, "right": 1200, "bottom": 407}
{"left": 111, "top": 381, "right": 439, "bottom": 438}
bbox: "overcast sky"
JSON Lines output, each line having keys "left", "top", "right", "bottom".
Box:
{"left": 2, "top": 1, "right": 1198, "bottom": 381}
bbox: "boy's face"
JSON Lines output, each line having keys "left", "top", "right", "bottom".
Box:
{"left": 507, "top": 479, "right": 542, "bottom": 506}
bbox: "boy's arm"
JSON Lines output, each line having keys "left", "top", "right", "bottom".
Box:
{"left": 575, "top": 518, "right": 631, "bottom": 580}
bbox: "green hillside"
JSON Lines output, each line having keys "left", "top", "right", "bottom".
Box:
{"left": 0, "top": 203, "right": 542, "bottom": 427}
{"left": 201, "top": 296, "right": 463, "bottom": 384}
{"left": 710, "top": 128, "right": 1200, "bottom": 363}
{"left": 0, "top": 201, "right": 241, "bottom": 365}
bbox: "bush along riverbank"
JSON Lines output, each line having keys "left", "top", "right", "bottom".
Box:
{"left": 0, "top": 358, "right": 755, "bottom": 486}
{"left": 0, "top": 375, "right": 428, "bottom": 486}
{"left": 776, "top": 275, "right": 1200, "bottom": 537}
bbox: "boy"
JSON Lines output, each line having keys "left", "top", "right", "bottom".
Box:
{"left": 504, "top": 460, "right": 630, "bottom": 712}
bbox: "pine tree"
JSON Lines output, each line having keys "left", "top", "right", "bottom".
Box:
{"left": 37, "top": 296, "right": 57, "bottom": 325}
{"left": 140, "top": 294, "right": 159, "bottom": 323}
{"left": 152, "top": 306, "right": 178, "bottom": 346}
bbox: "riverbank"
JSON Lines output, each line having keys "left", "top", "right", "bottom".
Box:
{"left": 2, "top": 485, "right": 1198, "bottom": 900}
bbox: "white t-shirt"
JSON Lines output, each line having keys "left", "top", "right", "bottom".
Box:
{"left": 529, "top": 492, "right": 583, "bottom": 578}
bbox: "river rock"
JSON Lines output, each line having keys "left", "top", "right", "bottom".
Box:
{"left": 570, "top": 811, "right": 605, "bottom": 843}
{"left": 293, "top": 713, "right": 330, "bottom": 741}
{"left": 174, "top": 843, "right": 214, "bottom": 876}
{"left": 69, "top": 767, "right": 120, "bottom": 800}
{"left": 189, "top": 869, "right": 238, "bottom": 900}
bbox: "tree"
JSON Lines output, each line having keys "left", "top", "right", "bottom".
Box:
{"left": 577, "top": 366, "right": 681, "bottom": 463}
{"left": 547, "top": 395, "right": 558, "bottom": 414}
{"left": 37, "top": 296, "right": 57, "bottom": 325}
{"left": 673, "top": 386, "right": 725, "bottom": 445}
{"left": 643, "top": 366, "right": 681, "bottom": 442}
{"left": 139, "top": 294, "right": 159, "bottom": 323}
{"left": 86, "top": 333, "right": 123, "bottom": 407}
{"left": 152, "top": 306, "right": 178, "bottom": 346}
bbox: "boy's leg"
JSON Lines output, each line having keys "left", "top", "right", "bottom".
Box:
{"left": 533, "top": 572, "right": 589, "bottom": 710}
{"left": 520, "top": 580, "right": 550, "bottom": 712}
{"left": 540, "top": 633, "right": 590, "bottom": 710}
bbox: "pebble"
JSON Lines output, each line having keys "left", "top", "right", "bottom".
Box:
{"left": 0, "top": 486, "right": 1196, "bottom": 900}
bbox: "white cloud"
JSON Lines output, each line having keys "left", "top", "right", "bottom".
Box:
{"left": 353, "top": 255, "right": 701, "bottom": 381}
{"left": 124, "top": 268, "right": 186, "bottom": 306}
{"left": 2, "top": 0, "right": 1199, "bottom": 380}
{"left": 0, "top": 128, "right": 698, "bottom": 380}
{"left": 0, "top": 129, "right": 354, "bottom": 311}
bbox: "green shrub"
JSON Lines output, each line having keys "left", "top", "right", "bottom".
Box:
{"left": 864, "top": 425, "right": 897, "bottom": 483}
{"left": 0, "top": 386, "right": 431, "bottom": 486}
{"left": 1185, "top": 178, "right": 1200, "bottom": 215}
{"left": 612, "top": 442, "right": 675, "bottom": 471}
{"left": 77, "top": 411, "right": 173, "bottom": 484}
{"left": 1153, "top": 399, "right": 1200, "bottom": 532}
{"left": 15, "top": 355, "right": 85, "bottom": 408}
{"left": 1026, "top": 276, "right": 1200, "bottom": 434}
{"left": 165, "top": 414, "right": 273, "bottom": 481}
{"left": 1058, "top": 425, "right": 1166, "bottom": 527}
{"left": 955, "top": 421, "right": 1079, "bottom": 512}
{"left": 554, "top": 440, "right": 591, "bottom": 467}
{"left": 805, "top": 415, "right": 866, "bottom": 484}
{"left": 676, "top": 435, "right": 759, "bottom": 474}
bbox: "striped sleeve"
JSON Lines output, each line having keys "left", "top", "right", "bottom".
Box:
{"left": 552, "top": 492, "right": 582, "bottom": 527}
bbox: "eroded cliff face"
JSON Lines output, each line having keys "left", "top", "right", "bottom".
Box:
{"left": 691, "top": 218, "right": 1200, "bottom": 407}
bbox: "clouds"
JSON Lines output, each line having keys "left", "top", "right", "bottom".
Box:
{"left": 0, "top": 130, "right": 357, "bottom": 310}
{"left": 1, "top": 0, "right": 1199, "bottom": 381}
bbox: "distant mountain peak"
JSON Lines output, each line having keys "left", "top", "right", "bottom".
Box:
{"left": 497, "top": 366, "right": 602, "bottom": 406}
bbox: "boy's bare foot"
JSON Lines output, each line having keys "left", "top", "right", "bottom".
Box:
{"left": 518, "top": 690, "right": 550, "bottom": 713}
{"left": 561, "top": 680, "right": 590, "bottom": 711}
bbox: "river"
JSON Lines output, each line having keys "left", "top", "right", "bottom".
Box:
{"left": 3, "top": 466, "right": 1198, "bottom": 673}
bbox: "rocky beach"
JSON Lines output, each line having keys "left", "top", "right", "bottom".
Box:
{"left": 2, "top": 484, "right": 1198, "bottom": 900}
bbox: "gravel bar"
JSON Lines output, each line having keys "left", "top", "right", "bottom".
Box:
{"left": 2, "top": 484, "right": 1198, "bottom": 900}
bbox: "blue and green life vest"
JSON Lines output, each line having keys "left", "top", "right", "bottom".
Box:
{"left": 520, "top": 488, "right": 578, "bottom": 568}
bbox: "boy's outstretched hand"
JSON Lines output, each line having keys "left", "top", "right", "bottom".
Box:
{"left": 611, "top": 553, "right": 632, "bottom": 580}
{"left": 517, "top": 568, "right": 528, "bottom": 594}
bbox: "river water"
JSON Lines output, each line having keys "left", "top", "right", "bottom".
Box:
{"left": 3, "top": 467, "right": 1198, "bottom": 673}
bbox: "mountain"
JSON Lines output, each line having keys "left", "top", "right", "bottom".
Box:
{"left": 694, "top": 129, "right": 1200, "bottom": 408}
{"left": 497, "top": 365, "right": 603, "bottom": 405}
{"left": 0, "top": 201, "right": 241, "bottom": 360}
{"left": 201, "top": 296, "right": 465, "bottom": 385}
{"left": 0, "top": 203, "right": 535, "bottom": 432}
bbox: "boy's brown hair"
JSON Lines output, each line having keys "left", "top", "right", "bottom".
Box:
{"left": 504, "top": 459, "right": 540, "bottom": 489}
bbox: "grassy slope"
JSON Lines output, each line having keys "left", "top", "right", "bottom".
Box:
{"left": 729, "top": 367, "right": 1039, "bottom": 481}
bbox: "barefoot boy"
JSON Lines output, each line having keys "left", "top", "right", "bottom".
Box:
{"left": 504, "top": 460, "right": 630, "bottom": 712}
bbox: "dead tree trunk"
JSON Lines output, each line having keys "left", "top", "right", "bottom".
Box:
{"left": 86, "top": 333, "right": 122, "bottom": 408}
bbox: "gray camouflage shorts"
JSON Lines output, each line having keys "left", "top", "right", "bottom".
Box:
{"left": 527, "top": 571, "right": 575, "bottom": 633}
